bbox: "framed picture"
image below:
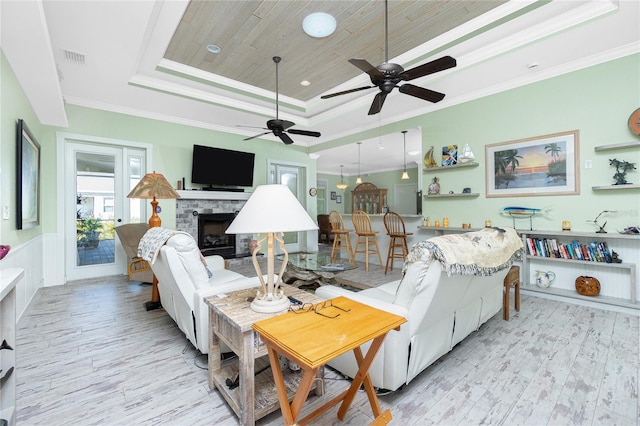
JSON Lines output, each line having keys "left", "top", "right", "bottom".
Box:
{"left": 442, "top": 145, "right": 458, "bottom": 166}
{"left": 336, "top": 195, "right": 342, "bottom": 204}
{"left": 485, "top": 130, "right": 579, "bottom": 198}
{"left": 330, "top": 191, "right": 337, "bottom": 200}
{"left": 16, "top": 119, "right": 41, "bottom": 229}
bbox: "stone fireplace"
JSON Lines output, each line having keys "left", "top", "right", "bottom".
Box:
{"left": 175, "top": 191, "right": 252, "bottom": 260}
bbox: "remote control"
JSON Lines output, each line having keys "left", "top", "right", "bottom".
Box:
{"left": 288, "top": 296, "right": 302, "bottom": 305}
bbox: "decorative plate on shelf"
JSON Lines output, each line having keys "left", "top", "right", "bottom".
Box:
{"left": 629, "top": 107, "right": 640, "bottom": 136}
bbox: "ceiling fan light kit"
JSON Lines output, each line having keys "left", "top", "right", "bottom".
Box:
{"left": 240, "top": 56, "right": 321, "bottom": 145}
{"left": 321, "top": 0, "right": 456, "bottom": 115}
{"left": 302, "top": 12, "right": 336, "bottom": 38}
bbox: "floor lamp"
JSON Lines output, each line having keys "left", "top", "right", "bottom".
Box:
{"left": 226, "top": 184, "right": 318, "bottom": 313}
{"left": 127, "top": 171, "right": 180, "bottom": 311}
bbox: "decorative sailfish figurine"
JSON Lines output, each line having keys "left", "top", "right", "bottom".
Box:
{"left": 458, "top": 143, "right": 475, "bottom": 163}
{"left": 500, "top": 206, "right": 552, "bottom": 230}
{"left": 423, "top": 146, "right": 438, "bottom": 168}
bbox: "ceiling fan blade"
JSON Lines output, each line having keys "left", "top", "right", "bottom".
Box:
{"left": 278, "top": 133, "right": 294, "bottom": 145}
{"left": 348, "top": 58, "right": 384, "bottom": 78}
{"left": 287, "top": 128, "right": 321, "bottom": 138}
{"left": 243, "top": 131, "right": 272, "bottom": 141}
{"left": 368, "top": 92, "right": 388, "bottom": 115}
{"left": 321, "top": 86, "right": 375, "bottom": 99}
{"left": 236, "top": 125, "right": 268, "bottom": 130}
{"left": 399, "top": 84, "right": 446, "bottom": 103}
{"left": 400, "top": 56, "right": 457, "bottom": 81}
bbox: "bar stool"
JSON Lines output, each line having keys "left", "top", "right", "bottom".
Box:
{"left": 383, "top": 212, "right": 413, "bottom": 274}
{"left": 351, "top": 210, "right": 383, "bottom": 272}
{"left": 503, "top": 265, "right": 521, "bottom": 321}
{"left": 329, "top": 210, "right": 354, "bottom": 264}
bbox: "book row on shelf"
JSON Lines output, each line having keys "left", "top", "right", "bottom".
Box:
{"left": 525, "top": 237, "right": 616, "bottom": 263}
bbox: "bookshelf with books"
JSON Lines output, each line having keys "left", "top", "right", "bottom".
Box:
{"left": 520, "top": 230, "right": 638, "bottom": 309}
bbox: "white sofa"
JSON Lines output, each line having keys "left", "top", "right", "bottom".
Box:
{"left": 315, "top": 227, "right": 523, "bottom": 392}
{"left": 149, "top": 233, "right": 261, "bottom": 354}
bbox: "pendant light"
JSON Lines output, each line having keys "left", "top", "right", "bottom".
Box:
{"left": 401, "top": 130, "right": 410, "bottom": 180}
{"left": 356, "top": 142, "right": 363, "bottom": 185}
{"left": 336, "top": 165, "right": 348, "bottom": 190}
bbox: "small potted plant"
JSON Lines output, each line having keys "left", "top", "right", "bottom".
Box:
{"left": 609, "top": 158, "right": 636, "bottom": 185}
{"left": 77, "top": 216, "right": 103, "bottom": 249}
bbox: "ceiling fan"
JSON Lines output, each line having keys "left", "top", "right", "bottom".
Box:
{"left": 240, "top": 56, "right": 321, "bottom": 145}
{"left": 321, "top": 0, "right": 457, "bottom": 115}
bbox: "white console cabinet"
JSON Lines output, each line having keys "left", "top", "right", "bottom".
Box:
{"left": 0, "top": 268, "right": 21, "bottom": 426}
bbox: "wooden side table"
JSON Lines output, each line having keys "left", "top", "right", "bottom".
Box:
{"left": 253, "top": 296, "right": 406, "bottom": 425}
{"left": 503, "top": 265, "right": 521, "bottom": 320}
{"left": 204, "top": 284, "right": 325, "bottom": 425}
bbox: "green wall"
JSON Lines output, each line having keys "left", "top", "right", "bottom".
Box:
{"left": 411, "top": 54, "right": 639, "bottom": 232}
{"left": 0, "top": 52, "right": 46, "bottom": 246}
{"left": 59, "top": 105, "right": 316, "bottom": 230}
{"left": 317, "top": 54, "right": 640, "bottom": 232}
{"left": 2, "top": 49, "right": 639, "bottom": 250}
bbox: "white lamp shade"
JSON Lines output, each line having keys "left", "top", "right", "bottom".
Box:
{"left": 226, "top": 184, "right": 318, "bottom": 234}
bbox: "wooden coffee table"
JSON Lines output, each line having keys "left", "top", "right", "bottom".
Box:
{"left": 253, "top": 296, "right": 406, "bottom": 425}
{"left": 204, "top": 284, "right": 325, "bottom": 425}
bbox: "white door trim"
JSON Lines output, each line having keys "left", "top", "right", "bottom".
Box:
{"left": 55, "top": 132, "right": 153, "bottom": 284}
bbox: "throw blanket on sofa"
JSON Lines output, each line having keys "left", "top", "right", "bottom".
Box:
{"left": 138, "top": 227, "right": 203, "bottom": 265}
{"left": 404, "top": 227, "right": 523, "bottom": 276}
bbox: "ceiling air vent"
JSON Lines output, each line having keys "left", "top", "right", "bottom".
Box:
{"left": 63, "top": 49, "right": 85, "bottom": 65}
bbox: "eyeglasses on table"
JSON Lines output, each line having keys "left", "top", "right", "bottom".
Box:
{"left": 288, "top": 299, "right": 351, "bottom": 318}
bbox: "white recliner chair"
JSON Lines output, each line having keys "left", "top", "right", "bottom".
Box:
{"left": 149, "top": 232, "right": 261, "bottom": 354}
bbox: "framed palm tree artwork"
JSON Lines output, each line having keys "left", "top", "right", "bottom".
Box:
{"left": 485, "top": 130, "right": 579, "bottom": 197}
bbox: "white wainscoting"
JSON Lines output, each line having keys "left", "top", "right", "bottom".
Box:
{"left": 0, "top": 234, "right": 45, "bottom": 321}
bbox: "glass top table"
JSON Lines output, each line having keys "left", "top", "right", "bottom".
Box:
{"left": 276, "top": 253, "right": 358, "bottom": 288}
{"left": 278, "top": 253, "right": 358, "bottom": 273}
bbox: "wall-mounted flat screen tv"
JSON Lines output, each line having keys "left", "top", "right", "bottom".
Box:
{"left": 191, "top": 144, "right": 255, "bottom": 188}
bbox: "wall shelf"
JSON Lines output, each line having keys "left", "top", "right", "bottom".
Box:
{"left": 425, "top": 193, "right": 479, "bottom": 198}
{"left": 423, "top": 161, "right": 479, "bottom": 172}
{"left": 592, "top": 184, "right": 640, "bottom": 191}
{"left": 594, "top": 141, "right": 640, "bottom": 151}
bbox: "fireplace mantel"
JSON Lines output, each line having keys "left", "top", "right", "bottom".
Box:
{"left": 176, "top": 190, "right": 251, "bottom": 201}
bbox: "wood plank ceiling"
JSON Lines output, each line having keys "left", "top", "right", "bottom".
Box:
{"left": 164, "top": 0, "right": 506, "bottom": 101}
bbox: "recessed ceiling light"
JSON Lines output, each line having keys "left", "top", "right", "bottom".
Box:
{"left": 300, "top": 80, "right": 311, "bottom": 86}
{"left": 408, "top": 150, "right": 420, "bottom": 156}
{"left": 206, "top": 44, "right": 221, "bottom": 54}
{"left": 302, "top": 12, "right": 336, "bottom": 38}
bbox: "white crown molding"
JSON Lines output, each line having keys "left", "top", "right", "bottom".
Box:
{"left": 157, "top": 59, "right": 307, "bottom": 110}
{"left": 1, "top": 0, "right": 68, "bottom": 127}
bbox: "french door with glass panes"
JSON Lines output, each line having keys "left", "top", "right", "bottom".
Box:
{"left": 65, "top": 142, "right": 146, "bottom": 281}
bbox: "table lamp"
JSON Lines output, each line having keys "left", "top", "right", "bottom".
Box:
{"left": 226, "top": 184, "right": 318, "bottom": 313}
{"left": 127, "top": 171, "right": 181, "bottom": 228}
{"left": 127, "top": 171, "right": 180, "bottom": 310}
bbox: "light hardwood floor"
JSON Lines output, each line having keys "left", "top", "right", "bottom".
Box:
{"left": 16, "top": 269, "right": 639, "bottom": 425}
